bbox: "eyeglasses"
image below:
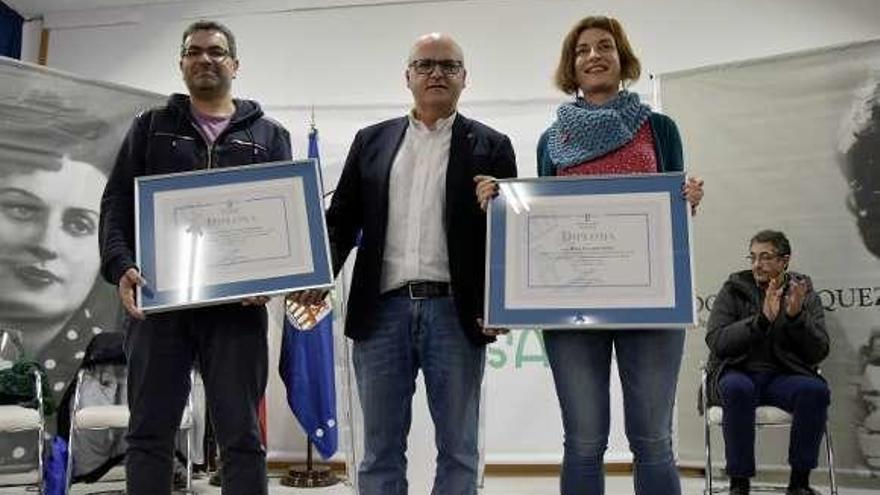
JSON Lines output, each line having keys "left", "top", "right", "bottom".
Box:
{"left": 745, "top": 252, "right": 781, "bottom": 264}
{"left": 182, "top": 47, "right": 231, "bottom": 61}
{"left": 409, "top": 59, "right": 464, "bottom": 76}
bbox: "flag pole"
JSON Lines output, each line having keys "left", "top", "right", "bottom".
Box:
{"left": 309, "top": 105, "right": 326, "bottom": 198}
{"left": 281, "top": 437, "right": 338, "bottom": 488}
{"left": 281, "top": 108, "right": 340, "bottom": 489}
{"left": 280, "top": 310, "right": 339, "bottom": 488}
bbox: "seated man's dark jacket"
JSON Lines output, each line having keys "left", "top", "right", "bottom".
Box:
{"left": 326, "top": 114, "right": 517, "bottom": 345}
{"left": 704, "top": 270, "right": 829, "bottom": 410}
{"left": 99, "top": 94, "right": 292, "bottom": 286}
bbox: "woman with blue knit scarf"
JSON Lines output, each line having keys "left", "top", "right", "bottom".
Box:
{"left": 476, "top": 15, "right": 704, "bottom": 495}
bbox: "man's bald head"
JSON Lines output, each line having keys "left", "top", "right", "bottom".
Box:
{"left": 407, "top": 33, "right": 465, "bottom": 65}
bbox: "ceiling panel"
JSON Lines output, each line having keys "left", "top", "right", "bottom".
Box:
{"left": 4, "top": 0, "right": 456, "bottom": 19}
{"left": 5, "top": 0, "right": 196, "bottom": 18}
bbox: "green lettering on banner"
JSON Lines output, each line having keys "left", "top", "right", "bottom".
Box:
{"left": 486, "top": 334, "right": 510, "bottom": 369}
{"left": 515, "top": 329, "right": 548, "bottom": 368}
{"left": 487, "top": 331, "right": 549, "bottom": 370}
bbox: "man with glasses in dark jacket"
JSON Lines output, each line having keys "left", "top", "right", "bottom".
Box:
{"left": 706, "top": 230, "right": 830, "bottom": 495}
{"left": 99, "top": 20, "right": 291, "bottom": 495}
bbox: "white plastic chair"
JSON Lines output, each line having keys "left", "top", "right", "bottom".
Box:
{"left": 65, "top": 369, "right": 196, "bottom": 494}
{"left": 0, "top": 368, "right": 44, "bottom": 493}
{"left": 701, "top": 367, "right": 838, "bottom": 494}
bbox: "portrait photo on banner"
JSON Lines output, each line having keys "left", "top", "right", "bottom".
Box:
{"left": 0, "top": 56, "right": 163, "bottom": 472}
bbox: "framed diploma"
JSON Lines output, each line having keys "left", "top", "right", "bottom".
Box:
{"left": 485, "top": 173, "right": 695, "bottom": 329}
{"left": 135, "top": 160, "right": 333, "bottom": 313}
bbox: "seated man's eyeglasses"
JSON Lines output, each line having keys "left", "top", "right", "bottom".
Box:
{"left": 409, "top": 59, "right": 464, "bottom": 76}
{"left": 745, "top": 252, "right": 780, "bottom": 264}
{"left": 182, "top": 47, "right": 230, "bottom": 61}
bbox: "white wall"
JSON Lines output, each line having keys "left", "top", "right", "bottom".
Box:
{"left": 39, "top": 0, "right": 880, "bottom": 190}
{"left": 32, "top": 0, "right": 880, "bottom": 471}
{"left": 41, "top": 0, "right": 880, "bottom": 103}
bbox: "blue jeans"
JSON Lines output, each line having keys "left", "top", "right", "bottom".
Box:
{"left": 718, "top": 370, "right": 830, "bottom": 477}
{"left": 353, "top": 294, "right": 485, "bottom": 495}
{"left": 544, "top": 328, "right": 685, "bottom": 495}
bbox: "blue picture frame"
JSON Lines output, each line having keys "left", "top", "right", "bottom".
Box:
{"left": 484, "top": 173, "right": 695, "bottom": 329}
{"left": 135, "top": 160, "right": 333, "bottom": 313}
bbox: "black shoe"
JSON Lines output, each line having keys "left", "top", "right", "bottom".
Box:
{"left": 786, "top": 487, "right": 821, "bottom": 495}
{"left": 209, "top": 467, "right": 222, "bottom": 487}
{"left": 172, "top": 458, "right": 188, "bottom": 489}
{"left": 173, "top": 468, "right": 188, "bottom": 489}
{"left": 729, "top": 476, "right": 750, "bottom": 495}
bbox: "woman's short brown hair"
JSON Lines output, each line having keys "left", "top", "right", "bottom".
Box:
{"left": 554, "top": 15, "right": 641, "bottom": 95}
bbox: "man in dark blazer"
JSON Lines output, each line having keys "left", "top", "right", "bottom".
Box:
{"left": 325, "top": 33, "right": 516, "bottom": 495}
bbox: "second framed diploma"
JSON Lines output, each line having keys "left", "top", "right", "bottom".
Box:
{"left": 484, "top": 173, "right": 695, "bottom": 329}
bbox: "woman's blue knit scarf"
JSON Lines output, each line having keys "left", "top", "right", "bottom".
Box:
{"left": 547, "top": 90, "right": 652, "bottom": 170}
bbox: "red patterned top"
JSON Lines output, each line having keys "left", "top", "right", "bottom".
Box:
{"left": 559, "top": 122, "right": 657, "bottom": 177}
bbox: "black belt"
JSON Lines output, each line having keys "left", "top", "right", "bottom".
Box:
{"left": 386, "top": 281, "right": 451, "bottom": 299}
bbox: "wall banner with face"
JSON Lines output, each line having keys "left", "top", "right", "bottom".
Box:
{"left": 659, "top": 39, "right": 880, "bottom": 481}
{"left": 0, "top": 56, "right": 163, "bottom": 471}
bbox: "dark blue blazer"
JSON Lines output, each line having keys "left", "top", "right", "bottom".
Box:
{"left": 326, "top": 114, "right": 517, "bottom": 344}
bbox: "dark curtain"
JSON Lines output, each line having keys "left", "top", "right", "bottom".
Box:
{"left": 0, "top": 1, "right": 23, "bottom": 59}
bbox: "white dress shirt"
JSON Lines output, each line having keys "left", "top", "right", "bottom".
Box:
{"left": 380, "top": 111, "right": 456, "bottom": 293}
